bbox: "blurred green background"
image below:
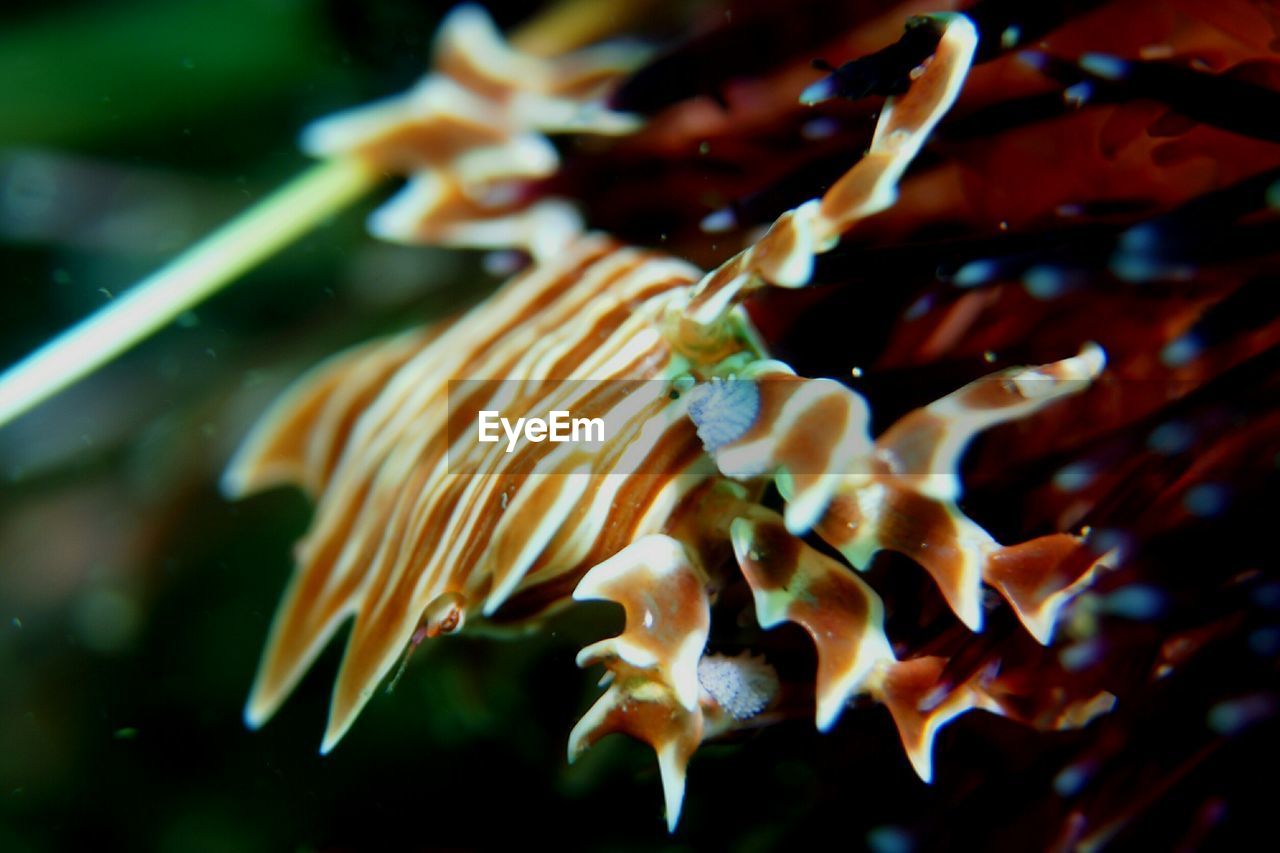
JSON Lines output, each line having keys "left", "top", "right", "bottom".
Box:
{"left": 0, "top": 1, "right": 671, "bottom": 850}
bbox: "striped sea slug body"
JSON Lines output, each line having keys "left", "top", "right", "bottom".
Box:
{"left": 225, "top": 6, "right": 1118, "bottom": 830}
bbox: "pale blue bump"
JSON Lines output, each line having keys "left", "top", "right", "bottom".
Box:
{"left": 800, "top": 76, "right": 838, "bottom": 106}
{"left": 1111, "top": 253, "right": 1161, "bottom": 283}
{"left": 1053, "top": 461, "right": 1096, "bottom": 492}
{"left": 953, "top": 259, "right": 997, "bottom": 288}
{"left": 867, "top": 826, "right": 914, "bottom": 853}
{"left": 1161, "top": 336, "right": 1200, "bottom": 368}
{"left": 1017, "top": 51, "right": 1051, "bottom": 72}
{"left": 1147, "top": 421, "right": 1194, "bottom": 454}
{"left": 1060, "top": 639, "right": 1104, "bottom": 671}
{"left": 1248, "top": 626, "right": 1280, "bottom": 658}
{"left": 1053, "top": 762, "right": 1092, "bottom": 797}
{"left": 1251, "top": 582, "right": 1280, "bottom": 610}
{"left": 1100, "top": 585, "right": 1165, "bottom": 620}
{"left": 1024, "top": 265, "right": 1068, "bottom": 299}
{"left": 904, "top": 293, "right": 934, "bottom": 320}
{"left": 1183, "top": 482, "right": 1228, "bottom": 517}
{"left": 1080, "top": 53, "right": 1127, "bottom": 80}
{"left": 1207, "top": 693, "right": 1277, "bottom": 735}
{"left": 700, "top": 208, "right": 736, "bottom": 234}
{"left": 1064, "top": 81, "right": 1093, "bottom": 107}
{"left": 1119, "top": 223, "right": 1160, "bottom": 253}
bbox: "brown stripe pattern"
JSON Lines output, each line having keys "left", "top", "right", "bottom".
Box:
{"left": 226, "top": 10, "right": 1116, "bottom": 831}
{"left": 300, "top": 5, "right": 647, "bottom": 260}
{"left": 690, "top": 345, "right": 1109, "bottom": 640}
{"left": 227, "top": 235, "right": 715, "bottom": 751}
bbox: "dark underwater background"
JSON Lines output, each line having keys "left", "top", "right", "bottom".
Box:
{"left": 2, "top": 1, "right": 1277, "bottom": 850}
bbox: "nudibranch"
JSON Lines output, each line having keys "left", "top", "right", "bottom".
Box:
{"left": 225, "top": 5, "right": 1115, "bottom": 830}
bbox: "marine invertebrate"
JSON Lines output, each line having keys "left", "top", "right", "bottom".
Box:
{"left": 3, "top": 0, "right": 1279, "bottom": 849}
{"left": 222, "top": 6, "right": 1116, "bottom": 829}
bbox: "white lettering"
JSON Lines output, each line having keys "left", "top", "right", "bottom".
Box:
{"left": 478, "top": 410, "right": 608, "bottom": 453}
{"left": 573, "top": 417, "right": 605, "bottom": 442}
{"left": 478, "top": 411, "right": 500, "bottom": 442}
{"left": 501, "top": 416, "right": 524, "bottom": 454}
{"left": 549, "top": 410, "right": 569, "bottom": 441}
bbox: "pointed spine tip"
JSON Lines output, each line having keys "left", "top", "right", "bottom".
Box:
{"left": 320, "top": 707, "right": 357, "bottom": 756}
{"left": 783, "top": 491, "right": 825, "bottom": 536}
{"left": 910, "top": 751, "right": 934, "bottom": 784}
{"left": 815, "top": 699, "right": 841, "bottom": 733}
{"left": 657, "top": 748, "right": 687, "bottom": 833}
{"left": 1079, "top": 341, "right": 1107, "bottom": 377}
{"left": 242, "top": 702, "right": 265, "bottom": 731}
